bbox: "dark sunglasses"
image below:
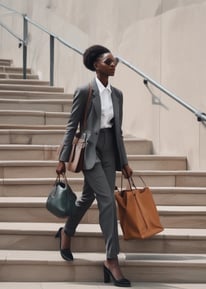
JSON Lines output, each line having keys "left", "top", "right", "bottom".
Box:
{"left": 102, "top": 57, "right": 119, "bottom": 66}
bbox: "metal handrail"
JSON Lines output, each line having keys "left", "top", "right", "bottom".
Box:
{"left": 0, "top": 20, "right": 23, "bottom": 43}
{"left": 0, "top": 2, "right": 206, "bottom": 123}
{"left": 24, "top": 16, "right": 83, "bottom": 55}
{"left": 0, "top": 2, "right": 21, "bottom": 15}
{"left": 117, "top": 56, "right": 206, "bottom": 122}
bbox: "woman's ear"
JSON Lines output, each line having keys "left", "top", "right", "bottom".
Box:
{"left": 93, "top": 61, "right": 98, "bottom": 70}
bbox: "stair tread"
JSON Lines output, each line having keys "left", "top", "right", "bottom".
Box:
{"left": 0, "top": 250, "right": 108, "bottom": 263}
{"left": 0, "top": 79, "right": 49, "bottom": 85}
{"left": 3, "top": 166, "right": 205, "bottom": 173}
{"left": 1, "top": 175, "right": 206, "bottom": 181}
{"left": 0, "top": 73, "right": 38, "bottom": 79}
{"left": 0, "top": 90, "right": 70, "bottom": 96}
{"left": 0, "top": 130, "right": 146, "bottom": 141}
{"left": 0, "top": 84, "right": 63, "bottom": 89}
{"left": 0, "top": 222, "right": 206, "bottom": 237}
{"left": 1, "top": 196, "right": 206, "bottom": 206}
{"left": 0, "top": 128, "right": 66, "bottom": 133}
{"left": 0, "top": 65, "right": 31, "bottom": 71}
{"left": 0, "top": 98, "right": 71, "bottom": 103}
{"left": 0, "top": 81, "right": 49, "bottom": 87}
{"left": 1, "top": 177, "right": 206, "bottom": 185}
{"left": 0, "top": 138, "right": 148, "bottom": 144}
{"left": 0, "top": 283, "right": 204, "bottom": 289}
{"left": 0, "top": 250, "right": 206, "bottom": 265}
{"left": 0, "top": 185, "right": 206, "bottom": 194}
{"left": 0, "top": 157, "right": 187, "bottom": 165}
{"left": 0, "top": 153, "right": 186, "bottom": 161}
{"left": 2, "top": 167, "right": 206, "bottom": 178}
{"left": 0, "top": 109, "right": 69, "bottom": 115}
{"left": 0, "top": 59, "right": 12, "bottom": 64}
{"left": 0, "top": 124, "right": 66, "bottom": 130}
{"left": 0, "top": 144, "right": 59, "bottom": 149}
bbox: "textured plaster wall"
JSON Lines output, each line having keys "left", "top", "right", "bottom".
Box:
{"left": 0, "top": 0, "right": 206, "bottom": 169}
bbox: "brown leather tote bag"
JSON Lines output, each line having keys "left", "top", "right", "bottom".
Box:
{"left": 115, "top": 176, "right": 164, "bottom": 240}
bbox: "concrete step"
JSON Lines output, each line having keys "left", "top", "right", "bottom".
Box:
{"left": 1, "top": 173, "right": 206, "bottom": 197}
{"left": 0, "top": 159, "right": 182, "bottom": 178}
{"left": 0, "top": 250, "right": 206, "bottom": 282}
{"left": 0, "top": 124, "right": 66, "bottom": 130}
{"left": 151, "top": 187, "right": 206, "bottom": 206}
{"left": 0, "top": 195, "right": 206, "bottom": 228}
{"left": 0, "top": 59, "right": 13, "bottom": 66}
{"left": 0, "top": 110, "right": 69, "bottom": 126}
{"left": 0, "top": 143, "right": 150, "bottom": 161}
{"left": 124, "top": 170, "right": 206, "bottom": 187}
{"left": 0, "top": 84, "right": 64, "bottom": 92}
{"left": 0, "top": 73, "right": 39, "bottom": 79}
{"left": 0, "top": 144, "right": 59, "bottom": 161}
{"left": 0, "top": 128, "right": 65, "bottom": 145}
{"left": 0, "top": 98, "right": 72, "bottom": 112}
{"left": 127, "top": 155, "right": 187, "bottom": 170}
{"left": 0, "top": 79, "right": 49, "bottom": 86}
{"left": 0, "top": 154, "right": 187, "bottom": 170}
{"left": 0, "top": 282, "right": 204, "bottom": 289}
{"left": 0, "top": 66, "right": 32, "bottom": 74}
{"left": 0, "top": 174, "right": 205, "bottom": 203}
{"left": 0, "top": 90, "right": 71, "bottom": 99}
{"left": 0, "top": 162, "right": 205, "bottom": 183}
{"left": 0, "top": 222, "right": 206, "bottom": 254}
{"left": 0, "top": 177, "right": 82, "bottom": 197}
{"left": 0, "top": 136, "right": 152, "bottom": 155}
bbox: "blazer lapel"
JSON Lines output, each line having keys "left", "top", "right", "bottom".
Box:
{"left": 91, "top": 79, "right": 101, "bottom": 117}
{"left": 111, "top": 86, "right": 120, "bottom": 122}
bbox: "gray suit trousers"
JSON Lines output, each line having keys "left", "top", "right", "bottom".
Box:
{"left": 64, "top": 128, "right": 120, "bottom": 259}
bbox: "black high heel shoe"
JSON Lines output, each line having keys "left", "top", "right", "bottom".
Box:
{"left": 103, "top": 265, "right": 131, "bottom": 287}
{"left": 55, "top": 227, "right": 73, "bottom": 261}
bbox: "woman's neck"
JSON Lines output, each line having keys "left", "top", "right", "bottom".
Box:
{"left": 96, "top": 75, "right": 108, "bottom": 87}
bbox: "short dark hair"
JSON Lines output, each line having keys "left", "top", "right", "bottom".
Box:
{"left": 83, "top": 45, "right": 110, "bottom": 71}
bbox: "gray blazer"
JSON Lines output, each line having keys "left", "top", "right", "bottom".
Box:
{"left": 59, "top": 78, "right": 128, "bottom": 171}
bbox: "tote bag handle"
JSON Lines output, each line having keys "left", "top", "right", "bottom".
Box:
{"left": 120, "top": 174, "right": 147, "bottom": 191}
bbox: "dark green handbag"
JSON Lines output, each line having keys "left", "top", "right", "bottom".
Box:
{"left": 46, "top": 174, "right": 77, "bottom": 218}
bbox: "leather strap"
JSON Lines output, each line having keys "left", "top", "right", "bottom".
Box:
{"left": 82, "top": 83, "right": 92, "bottom": 130}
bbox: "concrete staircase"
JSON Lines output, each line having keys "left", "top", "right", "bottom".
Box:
{"left": 0, "top": 58, "right": 206, "bottom": 287}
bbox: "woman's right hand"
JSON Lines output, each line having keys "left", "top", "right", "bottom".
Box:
{"left": 56, "top": 161, "right": 66, "bottom": 175}
{"left": 122, "top": 164, "right": 133, "bottom": 179}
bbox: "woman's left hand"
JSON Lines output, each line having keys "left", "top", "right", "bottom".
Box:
{"left": 122, "top": 164, "right": 133, "bottom": 178}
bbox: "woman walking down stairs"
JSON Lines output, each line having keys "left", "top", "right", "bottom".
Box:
{"left": 0, "top": 58, "right": 206, "bottom": 288}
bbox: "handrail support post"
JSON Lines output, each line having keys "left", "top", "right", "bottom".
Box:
{"left": 23, "top": 15, "right": 28, "bottom": 79}
{"left": 50, "top": 35, "right": 54, "bottom": 86}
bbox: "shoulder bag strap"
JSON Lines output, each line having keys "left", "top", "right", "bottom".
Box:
{"left": 81, "top": 83, "right": 92, "bottom": 131}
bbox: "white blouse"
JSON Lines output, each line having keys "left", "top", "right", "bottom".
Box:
{"left": 95, "top": 77, "right": 114, "bottom": 129}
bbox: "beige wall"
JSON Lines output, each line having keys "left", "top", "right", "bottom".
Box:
{"left": 1, "top": 0, "right": 206, "bottom": 169}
